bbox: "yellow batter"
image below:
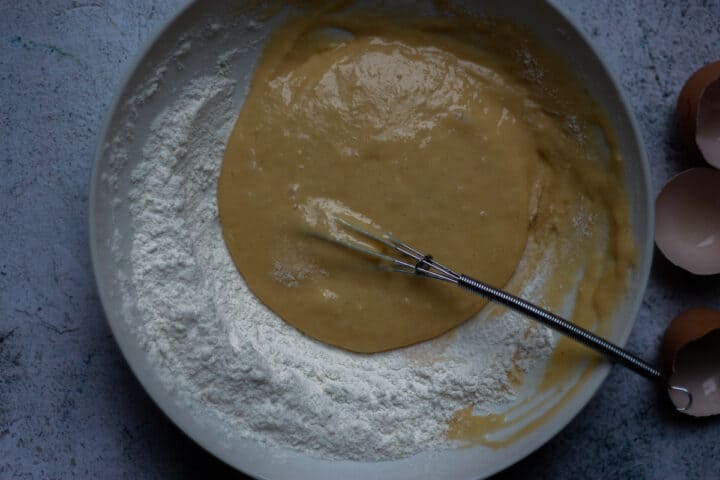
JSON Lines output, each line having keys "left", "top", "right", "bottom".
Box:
{"left": 218, "top": 12, "right": 635, "bottom": 361}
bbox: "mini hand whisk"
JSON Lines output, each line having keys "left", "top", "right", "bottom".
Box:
{"left": 317, "top": 219, "right": 691, "bottom": 411}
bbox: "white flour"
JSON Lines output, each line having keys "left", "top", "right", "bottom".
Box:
{"left": 109, "top": 46, "right": 555, "bottom": 461}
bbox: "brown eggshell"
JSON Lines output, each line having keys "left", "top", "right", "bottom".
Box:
{"left": 677, "top": 61, "right": 720, "bottom": 165}
{"left": 654, "top": 168, "right": 720, "bottom": 275}
{"left": 696, "top": 78, "right": 720, "bottom": 168}
{"left": 662, "top": 308, "right": 720, "bottom": 371}
{"left": 662, "top": 308, "right": 720, "bottom": 416}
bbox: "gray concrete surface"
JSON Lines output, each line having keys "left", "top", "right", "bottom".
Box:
{"left": 2, "top": 1, "right": 720, "bottom": 478}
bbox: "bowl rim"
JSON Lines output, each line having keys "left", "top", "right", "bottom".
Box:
{"left": 88, "top": 1, "right": 654, "bottom": 478}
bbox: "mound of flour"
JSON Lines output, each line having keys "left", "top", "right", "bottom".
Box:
{"left": 110, "top": 65, "right": 553, "bottom": 461}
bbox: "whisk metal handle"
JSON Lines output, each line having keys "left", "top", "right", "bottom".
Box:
{"left": 457, "top": 275, "right": 663, "bottom": 383}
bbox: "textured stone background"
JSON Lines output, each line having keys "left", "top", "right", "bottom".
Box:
{"left": 2, "top": 1, "right": 719, "bottom": 478}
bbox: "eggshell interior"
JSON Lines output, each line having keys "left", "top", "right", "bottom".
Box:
{"left": 655, "top": 168, "right": 720, "bottom": 275}
{"left": 661, "top": 308, "right": 720, "bottom": 372}
{"left": 668, "top": 329, "right": 720, "bottom": 416}
{"left": 696, "top": 78, "right": 720, "bottom": 168}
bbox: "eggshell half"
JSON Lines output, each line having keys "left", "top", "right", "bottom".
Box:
{"left": 655, "top": 168, "right": 720, "bottom": 275}
{"left": 662, "top": 308, "right": 720, "bottom": 372}
{"left": 677, "top": 61, "right": 720, "bottom": 166}
{"left": 696, "top": 78, "right": 720, "bottom": 168}
{"left": 662, "top": 308, "right": 720, "bottom": 416}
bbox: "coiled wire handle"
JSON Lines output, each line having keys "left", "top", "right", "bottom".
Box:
{"left": 457, "top": 274, "right": 693, "bottom": 410}
{"left": 457, "top": 275, "right": 662, "bottom": 382}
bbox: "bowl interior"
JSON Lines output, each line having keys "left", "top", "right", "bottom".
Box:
{"left": 89, "top": 1, "right": 652, "bottom": 478}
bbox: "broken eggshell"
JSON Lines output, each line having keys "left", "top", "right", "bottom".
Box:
{"left": 655, "top": 168, "right": 720, "bottom": 275}
{"left": 662, "top": 308, "right": 720, "bottom": 416}
{"left": 677, "top": 61, "right": 720, "bottom": 167}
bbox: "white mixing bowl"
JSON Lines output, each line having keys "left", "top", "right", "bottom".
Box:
{"left": 89, "top": 1, "right": 653, "bottom": 478}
